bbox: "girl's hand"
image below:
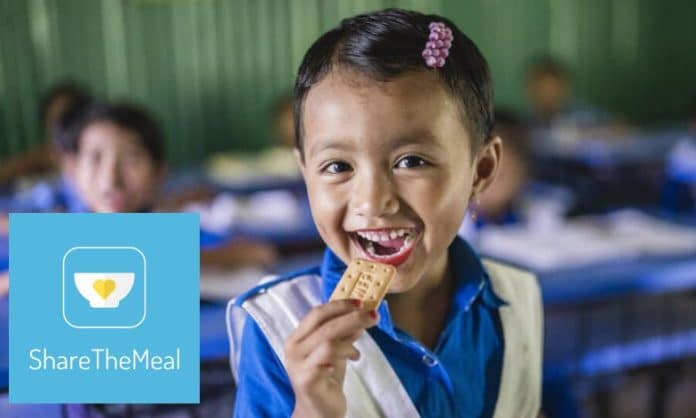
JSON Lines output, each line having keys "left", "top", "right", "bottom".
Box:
{"left": 285, "top": 299, "right": 378, "bottom": 418}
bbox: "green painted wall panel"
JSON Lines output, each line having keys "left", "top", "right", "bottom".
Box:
{"left": 0, "top": 0, "right": 694, "bottom": 164}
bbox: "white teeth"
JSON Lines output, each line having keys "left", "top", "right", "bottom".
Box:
{"left": 355, "top": 229, "right": 411, "bottom": 242}
{"left": 356, "top": 229, "right": 417, "bottom": 259}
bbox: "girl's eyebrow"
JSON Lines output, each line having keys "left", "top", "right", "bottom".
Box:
{"left": 308, "top": 138, "right": 354, "bottom": 156}
{"left": 308, "top": 131, "right": 444, "bottom": 156}
{"left": 389, "top": 131, "right": 443, "bottom": 151}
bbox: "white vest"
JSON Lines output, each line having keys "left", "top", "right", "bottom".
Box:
{"left": 227, "top": 259, "right": 543, "bottom": 417}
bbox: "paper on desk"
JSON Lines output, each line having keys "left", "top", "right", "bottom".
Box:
{"left": 199, "top": 251, "right": 326, "bottom": 301}
{"left": 477, "top": 210, "right": 696, "bottom": 272}
{"left": 200, "top": 266, "right": 266, "bottom": 301}
{"left": 185, "top": 190, "right": 303, "bottom": 234}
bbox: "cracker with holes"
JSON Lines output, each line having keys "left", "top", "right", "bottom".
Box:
{"left": 329, "top": 259, "right": 396, "bottom": 310}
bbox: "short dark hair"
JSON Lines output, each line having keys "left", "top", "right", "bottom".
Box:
{"left": 38, "top": 81, "right": 91, "bottom": 129}
{"left": 53, "top": 98, "right": 92, "bottom": 153}
{"left": 293, "top": 8, "right": 494, "bottom": 155}
{"left": 63, "top": 102, "right": 166, "bottom": 164}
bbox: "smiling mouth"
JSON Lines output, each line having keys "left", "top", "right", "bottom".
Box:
{"left": 350, "top": 228, "right": 418, "bottom": 265}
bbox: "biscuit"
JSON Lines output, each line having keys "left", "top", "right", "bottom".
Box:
{"left": 329, "top": 259, "right": 396, "bottom": 310}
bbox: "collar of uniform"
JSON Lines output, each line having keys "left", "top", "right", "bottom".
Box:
{"left": 449, "top": 236, "right": 506, "bottom": 312}
{"left": 319, "top": 236, "right": 505, "bottom": 337}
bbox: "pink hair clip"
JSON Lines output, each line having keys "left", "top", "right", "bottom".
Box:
{"left": 422, "top": 22, "right": 453, "bottom": 68}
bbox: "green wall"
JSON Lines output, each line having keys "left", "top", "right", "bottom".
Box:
{"left": 1, "top": 0, "right": 694, "bottom": 164}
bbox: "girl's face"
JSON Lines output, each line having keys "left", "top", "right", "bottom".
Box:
{"left": 74, "top": 121, "right": 164, "bottom": 213}
{"left": 298, "top": 70, "right": 500, "bottom": 293}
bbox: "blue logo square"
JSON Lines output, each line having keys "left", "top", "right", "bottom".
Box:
{"left": 9, "top": 213, "right": 200, "bottom": 404}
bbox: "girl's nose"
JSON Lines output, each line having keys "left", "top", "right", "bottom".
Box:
{"left": 350, "top": 170, "right": 399, "bottom": 218}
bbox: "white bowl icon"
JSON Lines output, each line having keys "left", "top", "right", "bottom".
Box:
{"left": 74, "top": 273, "right": 135, "bottom": 308}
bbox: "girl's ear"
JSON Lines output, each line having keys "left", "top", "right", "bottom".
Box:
{"left": 471, "top": 136, "right": 502, "bottom": 197}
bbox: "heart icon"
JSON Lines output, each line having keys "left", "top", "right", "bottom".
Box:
{"left": 93, "top": 279, "right": 116, "bottom": 300}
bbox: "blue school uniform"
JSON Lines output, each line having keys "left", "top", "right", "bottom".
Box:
{"left": 0, "top": 235, "right": 7, "bottom": 272}
{"left": 6, "top": 177, "right": 88, "bottom": 213}
{"left": 233, "top": 237, "right": 505, "bottom": 418}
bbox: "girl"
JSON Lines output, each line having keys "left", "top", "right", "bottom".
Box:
{"left": 229, "top": 9, "right": 542, "bottom": 418}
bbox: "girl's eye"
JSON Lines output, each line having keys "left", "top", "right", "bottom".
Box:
{"left": 323, "top": 161, "right": 352, "bottom": 174}
{"left": 395, "top": 156, "right": 427, "bottom": 169}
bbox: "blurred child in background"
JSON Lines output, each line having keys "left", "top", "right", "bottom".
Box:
{"left": 661, "top": 94, "right": 696, "bottom": 214}
{"left": 206, "top": 94, "right": 300, "bottom": 183}
{"left": 460, "top": 109, "right": 572, "bottom": 239}
{"left": 67, "top": 102, "right": 167, "bottom": 213}
{"left": 1, "top": 83, "right": 92, "bottom": 213}
{"left": 525, "top": 56, "right": 614, "bottom": 145}
{"left": 273, "top": 95, "right": 296, "bottom": 149}
{"left": 1, "top": 101, "right": 278, "bottom": 280}
{"left": 476, "top": 110, "right": 531, "bottom": 225}
{"left": 0, "top": 81, "right": 91, "bottom": 186}
{"left": 63, "top": 102, "right": 277, "bottom": 267}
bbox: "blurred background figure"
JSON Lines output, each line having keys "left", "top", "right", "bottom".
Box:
{"left": 0, "top": 82, "right": 91, "bottom": 188}
{"left": 524, "top": 56, "right": 617, "bottom": 146}
{"left": 460, "top": 109, "right": 572, "bottom": 242}
{"left": 272, "top": 94, "right": 296, "bottom": 149}
{"left": 478, "top": 110, "right": 532, "bottom": 225}
{"left": 205, "top": 93, "right": 299, "bottom": 187}
{"left": 62, "top": 101, "right": 278, "bottom": 268}
{"left": 66, "top": 102, "right": 168, "bottom": 213}
{"left": 1, "top": 83, "right": 93, "bottom": 213}
{"left": 526, "top": 57, "right": 573, "bottom": 125}
{"left": 661, "top": 95, "right": 696, "bottom": 215}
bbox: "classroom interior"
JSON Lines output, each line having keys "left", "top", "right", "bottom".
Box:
{"left": 1, "top": 0, "right": 695, "bottom": 417}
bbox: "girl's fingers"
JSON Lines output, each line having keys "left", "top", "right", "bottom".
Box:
{"left": 296, "top": 309, "right": 375, "bottom": 356}
{"left": 305, "top": 340, "right": 361, "bottom": 368}
{"left": 289, "top": 299, "right": 363, "bottom": 343}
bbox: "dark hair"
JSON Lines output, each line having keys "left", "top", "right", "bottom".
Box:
{"left": 293, "top": 8, "right": 494, "bottom": 155}
{"left": 53, "top": 99, "right": 92, "bottom": 153}
{"left": 63, "top": 102, "right": 166, "bottom": 164}
{"left": 526, "top": 56, "right": 569, "bottom": 81}
{"left": 38, "top": 81, "right": 91, "bottom": 129}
